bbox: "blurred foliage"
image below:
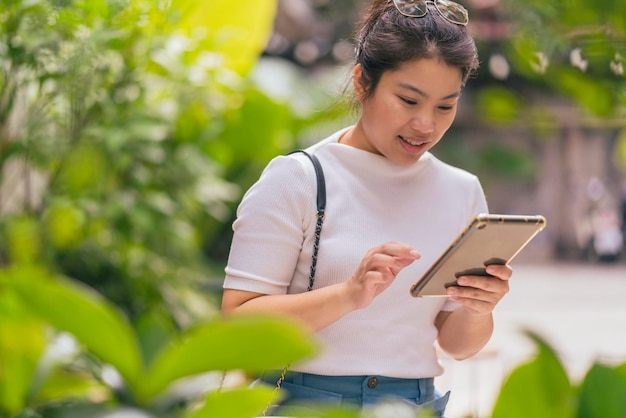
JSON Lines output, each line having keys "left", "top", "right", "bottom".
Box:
{"left": 1, "top": 0, "right": 625, "bottom": 416}
{"left": 0, "top": 265, "right": 317, "bottom": 417}
{"left": 499, "top": 0, "right": 626, "bottom": 117}
{"left": 0, "top": 0, "right": 310, "bottom": 329}
{"left": 491, "top": 330, "right": 626, "bottom": 418}
{"left": 438, "top": 0, "right": 626, "bottom": 182}
{"left": 0, "top": 0, "right": 328, "bottom": 416}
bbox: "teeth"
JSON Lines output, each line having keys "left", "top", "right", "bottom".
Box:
{"left": 402, "top": 137, "right": 425, "bottom": 146}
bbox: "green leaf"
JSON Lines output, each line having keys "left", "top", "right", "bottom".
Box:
{"left": 4, "top": 217, "right": 41, "bottom": 264}
{"left": 491, "top": 330, "right": 576, "bottom": 418}
{"left": 186, "top": 387, "right": 275, "bottom": 418}
{"left": 507, "top": 35, "right": 544, "bottom": 79}
{"left": 176, "top": 0, "right": 278, "bottom": 74}
{"left": 75, "top": 0, "right": 110, "bottom": 21}
{"left": 188, "top": 387, "right": 364, "bottom": 418}
{"left": 57, "top": 144, "right": 108, "bottom": 196}
{"left": 43, "top": 200, "right": 87, "bottom": 249}
{"left": 34, "top": 368, "right": 110, "bottom": 406}
{"left": 134, "top": 310, "right": 177, "bottom": 369}
{"left": 8, "top": 267, "right": 144, "bottom": 391}
{"left": 218, "top": 87, "right": 294, "bottom": 164}
{"left": 0, "top": 283, "right": 46, "bottom": 416}
{"left": 476, "top": 87, "right": 522, "bottom": 123}
{"left": 577, "top": 362, "right": 626, "bottom": 418}
{"left": 478, "top": 144, "right": 534, "bottom": 179}
{"left": 554, "top": 68, "right": 614, "bottom": 117}
{"left": 141, "top": 316, "right": 317, "bottom": 401}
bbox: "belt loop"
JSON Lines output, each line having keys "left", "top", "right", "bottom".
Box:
{"left": 418, "top": 377, "right": 434, "bottom": 400}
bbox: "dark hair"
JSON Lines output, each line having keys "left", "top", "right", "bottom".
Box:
{"left": 354, "top": 0, "right": 479, "bottom": 99}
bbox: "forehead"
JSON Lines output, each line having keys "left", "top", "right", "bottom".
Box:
{"left": 380, "top": 58, "right": 463, "bottom": 94}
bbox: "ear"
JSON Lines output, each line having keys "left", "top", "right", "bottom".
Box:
{"left": 352, "top": 64, "right": 366, "bottom": 102}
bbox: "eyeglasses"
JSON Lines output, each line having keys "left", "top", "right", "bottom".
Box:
{"left": 389, "top": 0, "right": 469, "bottom": 26}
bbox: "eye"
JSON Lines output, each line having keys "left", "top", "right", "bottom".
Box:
{"left": 399, "top": 96, "right": 417, "bottom": 105}
{"left": 438, "top": 104, "right": 455, "bottom": 111}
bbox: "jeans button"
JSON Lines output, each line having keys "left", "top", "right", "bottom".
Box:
{"left": 367, "top": 377, "right": 378, "bottom": 388}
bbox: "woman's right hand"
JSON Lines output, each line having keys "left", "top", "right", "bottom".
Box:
{"left": 344, "top": 242, "right": 421, "bottom": 310}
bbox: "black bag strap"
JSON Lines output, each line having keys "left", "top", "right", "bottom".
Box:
{"left": 288, "top": 149, "right": 325, "bottom": 291}
{"left": 260, "top": 150, "right": 327, "bottom": 416}
{"left": 288, "top": 150, "right": 326, "bottom": 216}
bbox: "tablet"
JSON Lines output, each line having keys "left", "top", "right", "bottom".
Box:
{"left": 409, "top": 214, "right": 547, "bottom": 298}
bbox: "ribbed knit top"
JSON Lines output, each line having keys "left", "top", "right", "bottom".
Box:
{"left": 224, "top": 127, "right": 488, "bottom": 378}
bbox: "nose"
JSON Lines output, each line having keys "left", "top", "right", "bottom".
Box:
{"left": 409, "top": 111, "right": 435, "bottom": 134}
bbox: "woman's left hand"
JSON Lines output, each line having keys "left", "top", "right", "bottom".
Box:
{"left": 445, "top": 264, "right": 512, "bottom": 315}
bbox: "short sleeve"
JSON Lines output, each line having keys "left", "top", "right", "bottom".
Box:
{"left": 223, "top": 155, "right": 316, "bottom": 294}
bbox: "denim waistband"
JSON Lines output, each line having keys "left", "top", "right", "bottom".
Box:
{"left": 262, "top": 371, "right": 435, "bottom": 400}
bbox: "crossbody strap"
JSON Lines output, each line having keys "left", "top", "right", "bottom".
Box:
{"left": 288, "top": 150, "right": 326, "bottom": 291}
{"left": 261, "top": 150, "right": 327, "bottom": 416}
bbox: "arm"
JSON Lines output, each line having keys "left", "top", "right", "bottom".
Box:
{"left": 222, "top": 242, "right": 421, "bottom": 333}
{"left": 435, "top": 264, "right": 511, "bottom": 360}
{"left": 222, "top": 285, "right": 354, "bottom": 334}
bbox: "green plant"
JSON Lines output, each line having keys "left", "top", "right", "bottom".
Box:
{"left": 0, "top": 0, "right": 331, "bottom": 416}
{"left": 491, "top": 330, "right": 626, "bottom": 418}
{"left": 0, "top": 0, "right": 294, "bottom": 329}
{"left": 0, "top": 265, "right": 317, "bottom": 417}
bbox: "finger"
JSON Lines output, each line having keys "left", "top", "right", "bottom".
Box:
{"left": 365, "top": 252, "right": 400, "bottom": 270}
{"left": 375, "top": 242, "right": 421, "bottom": 260}
{"left": 364, "top": 250, "right": 418, "bottom": 274}
{"left": 456, "top": 275, "right": 509, "bottom": 294}
{"left": 485, "top": 264, "right": 513, "bottom": 281}
{"left": 447, "top": 286, "right": 501, "bottom": 308}
{"left": 370, "top": 256, "right": 414, "bottom": 277}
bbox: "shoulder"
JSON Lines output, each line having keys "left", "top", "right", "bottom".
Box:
{"left": 245, "top": 128, "right": 350, "bottom": 204}
{"left": 260, "top": 153, "right": 315, "bottom": 181}
{"left": 240, "top": 152, "right": 320, "bottom": 212}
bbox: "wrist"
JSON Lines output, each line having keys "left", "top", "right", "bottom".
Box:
{"left": 460, "top": 306, "right": 494, "bottom": 321}
{"left": 336, "top": 281, "right": 361, "bottom": 312}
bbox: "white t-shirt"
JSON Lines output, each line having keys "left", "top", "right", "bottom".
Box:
{"left": 224, "top": 128, "right": 488, "bottom": 378}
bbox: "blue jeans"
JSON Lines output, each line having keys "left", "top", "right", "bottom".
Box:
{"left": 255, "top": 371, "right": 450, "bottom": 417}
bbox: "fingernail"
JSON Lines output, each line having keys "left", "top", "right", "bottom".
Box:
{"left": 409, "top": 250, "right": 420, "bottom": 257}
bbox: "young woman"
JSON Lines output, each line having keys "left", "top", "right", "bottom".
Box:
{"left": 222, "top": 0, "right": 511, "bottom": 415}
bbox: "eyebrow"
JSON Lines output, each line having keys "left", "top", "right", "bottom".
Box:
{"left": 398, "top": 82, "right": 461, "bottom": 100}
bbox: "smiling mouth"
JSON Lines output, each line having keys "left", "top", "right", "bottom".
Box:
{"left": 399, "top": 136, "right": 428, "bottom": 147}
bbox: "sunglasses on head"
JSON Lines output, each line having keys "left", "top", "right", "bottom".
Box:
{"left": 389, "top": 0, "right": 469, "bottom": 26}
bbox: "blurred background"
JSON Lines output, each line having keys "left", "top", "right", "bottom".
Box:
{"left": 1, "top": 0, "right": 625, "bottom": 417}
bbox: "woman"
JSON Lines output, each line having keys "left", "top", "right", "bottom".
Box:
{"left": 222, "top": 0, "right": 511, "bottom": 416}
